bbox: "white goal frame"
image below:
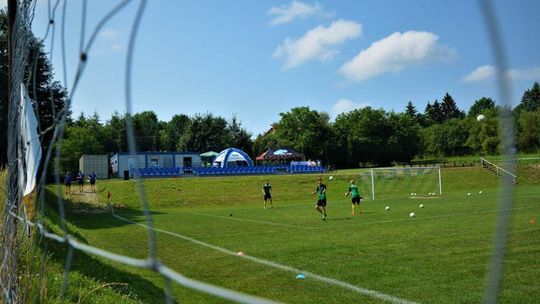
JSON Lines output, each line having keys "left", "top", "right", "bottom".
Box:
{"left": 369, "top": 166, "right": 442, "bottom": 200}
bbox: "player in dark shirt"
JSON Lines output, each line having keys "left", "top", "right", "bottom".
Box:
{"left": 88, "top": 171, "right": 97, "bottom": 192}
{"left": 64, "top": 173, "right": 72, "bottom": 195}
{"left": 312, "top": 178, "right": 327, "bottom": 220}
{"left": 262, "top": 180, "right": 273, "bottom": 209}
{"left": 77, "top": 171, "right": 85, "bottom": 193}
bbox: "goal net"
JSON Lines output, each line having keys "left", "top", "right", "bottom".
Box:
{"left": 361, "top": 167, "right": 442, "bottom": 201}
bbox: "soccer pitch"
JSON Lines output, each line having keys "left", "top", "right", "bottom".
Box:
{"left": 60, "top": 167, "right": 539, "bottom": 303}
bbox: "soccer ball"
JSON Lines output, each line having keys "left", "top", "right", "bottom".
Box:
{"left": 409, "top": 212, "right": 416, "bottom": 218}
{"left": 477, "top": 114, "right": 486, "bottom": 121}
{"left": 479, "top": 191, "right": 483, "bottom": 194}
{"left": 419, "top": 204, "right": 424, "bottom": 208}
{"left": 467, "top": 193, "right": 471, "bottom": 196}
{"left": 410, "top": 192, "right": 414, "bottom": 196}
{"left": 385, "top": 206, "right": 390, "bottom": 211}
{"left": 329, "top": 176, "right": 334, "bottom": 180}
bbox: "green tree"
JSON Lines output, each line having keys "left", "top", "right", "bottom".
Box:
{"left": 425, "top": 100, "right": 444, "bottom": 124}
{"left": 178, "top": 113, "right": 228, "bottom": 152}
{"left": 333, "top": 107, "right": 391, "bottom": 166}
{"left": 57, "top": 114, "right": 106, "bottom": 173}
{"left": 516, "top": 110, "right": 540, "bottom": 152}
{"left": 441, "top": 93, "right": 464, "bottom": 120}
{"left": 468, "top": 97, "right": 496, "bottom": 117}
{"left": 133, "top": 111, "right": 162, "bottom": 151}
{"left": 422, "top": 119, "right": 470, "bottom": 157}
{"left": 0, "top": 10, "right": 69, "bottom": 166}
{"left": 252, "top": 126, "right": 279, "bottom": 157}
{"left": 225, "top": 115, "right": 253, "bottom": 155}
{"left": 387, "top": 113, "right": 422, "bottom": 162}
{"left": 272, "top": 107, "right": 333, "bottom": 162}
{"left": 515, "top": 82, "right": 540, "bottom": 112}
{"left": 466, "top": 108, "right": 500, "bottom": 155}
{"left": 160, "top": 114, "right": 191, "bottom": 151}
{"left": 103, "top": 111, "right": 128, "bottom": 153}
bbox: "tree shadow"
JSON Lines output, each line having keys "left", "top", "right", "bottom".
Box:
{"left": 45, "top": 187, "right": 166, "bottom": 231}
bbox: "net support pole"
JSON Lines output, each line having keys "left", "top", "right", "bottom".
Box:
{"left": 438, "top": 167, "right": 442, "bottom": 195}
{"left": 370, "top": 169, "right": 375, "bottom": 201}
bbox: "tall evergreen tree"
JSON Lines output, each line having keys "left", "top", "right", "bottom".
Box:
{"left": 426, "top": 100, "right": 444, "bottom": 123}
{"left": 441, "top": 93, "right": 464, "bottom": 120}
{"left": 516, "top": 82, "right": 540, "bottom": 112}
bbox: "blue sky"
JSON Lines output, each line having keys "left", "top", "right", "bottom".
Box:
{"left": 25, "top": 0, "right": 540, "bottom": 136}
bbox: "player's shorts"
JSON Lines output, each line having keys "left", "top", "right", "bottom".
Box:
{"left": 64, "top": 182, "right": 71, "bottom": 186}
{"left": 78, "top": 180, "right": 84, "bottom": 185}
{"left": 90, "top": 180, "right": 96, "bottom": 185}
{"left": 316, "top": 199, "right": 327, "bottom": 207}
{"left": 352, "top": 196, "right": 361, "bottom": 204}
{"left": 263, "top": 193, "right": 272, "bottom": 200}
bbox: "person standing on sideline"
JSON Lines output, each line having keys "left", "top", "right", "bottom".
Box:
{"left": 64, "top": 172, "right": 72, "bottom": 195}
{"left": 345, "top": 179, "right": 362, "bottom": 215}
{"left": 262, "top": 179, "right": 273, "bottom": 209}
{"left": 89, "top": 171, "right": 97, "bottom": 192}
{"left": 312, "top": 178, "right": 327, "bottom": 220}
{"left": 77, "top": 171, "right": 85, "bottom": 193}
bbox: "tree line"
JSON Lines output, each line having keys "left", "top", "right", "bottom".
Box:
{"left": 254, "top": 85, "right": 540, "bottom": 168}
{"left": 56, "top": 82, "right": 540, "bottom": 172}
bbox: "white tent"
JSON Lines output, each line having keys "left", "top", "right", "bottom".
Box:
{"left": 212, "top": 148, "right": 253, "bottom": 168}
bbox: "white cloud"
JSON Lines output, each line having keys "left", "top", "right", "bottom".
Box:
{"left": 461, "top": 65, "right": 496, "bottom": 82}
{"left": 339, "top": 31, "right": 456, "bottom": 82}
{"left": 267, "top": 1, "right": 327, "bottom": 26}
{"left": 273, "top": 19, "right": 362, "bottom": 69}
{"left": 507, "top": 66, "right": 540, "bottom": 81}
{"left": 99, "top": 29, "right": 121, "bottom": 40}
{"left": 332, "top": 99, "right": 370, "bottom": 116}
{"left": 462, "top": 65, "right": 540, "bottom": 82}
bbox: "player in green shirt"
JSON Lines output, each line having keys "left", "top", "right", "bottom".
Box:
{"left": 262, "top": 180, "right": 273, "bottom": 209}
{"left": 312, "top": 178, "right": 327, "bottom": 220}
{"left": 345, "top": 179, "right": 362, "bottom": 215}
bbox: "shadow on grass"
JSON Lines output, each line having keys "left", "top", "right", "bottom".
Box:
{"left": 41, "top": 188, "right": 176, "bottom": 303}
{"left": 45, "top": 187, "right": 166, "bottom": 231}
{"left": 45, "top": 236, "right": 174, "bottom": 304}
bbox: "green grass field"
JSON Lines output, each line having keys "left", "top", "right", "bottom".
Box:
{"left": 39, "top": 165, "right": 538, "bottom": 303}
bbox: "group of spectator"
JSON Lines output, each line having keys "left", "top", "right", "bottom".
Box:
{"left": 64, "top": 171, "right": 97, "bottom": 194}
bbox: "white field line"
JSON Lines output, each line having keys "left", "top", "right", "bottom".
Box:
{"left": 185, "top": 211, "right": 310, "bottom": 229}
{"left": 112, "top": 213, "right": 418, "bottom": 304}
{"left": 310, "top": 206, "right": 538, "bottom": 230}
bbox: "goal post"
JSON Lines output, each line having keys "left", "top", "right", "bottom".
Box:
{"left": 367, "top": 166, "right": 442, "bottom": 201}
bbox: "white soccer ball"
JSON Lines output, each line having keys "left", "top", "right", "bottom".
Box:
{"left": 329, "top": 176, "right": 334, "bottom": 180}
{"left": 414, "top": 193, "right": 417, "bottom": 196}
{"left": 385, "top": 206, "right": 390, "bottom": 211}
{"left": 419, "top": 204, "right": 424, "bottom": 208}
{"left": 410, "top": 192, "right": 414, "bottom": 196}
{"left": 428, "top": 192, "right": 432, "bottom": 196}
{"left": 477, "top": 114, "right": 486, "bottom": 121}
{"left": 409, "top": 212, "right": 416, "bottom": 218}
{"left": 479, "top": 191, "right": 482, "bottom": 194}
{"left": 467, "top": 193, "right": 471, "bottom": 196}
